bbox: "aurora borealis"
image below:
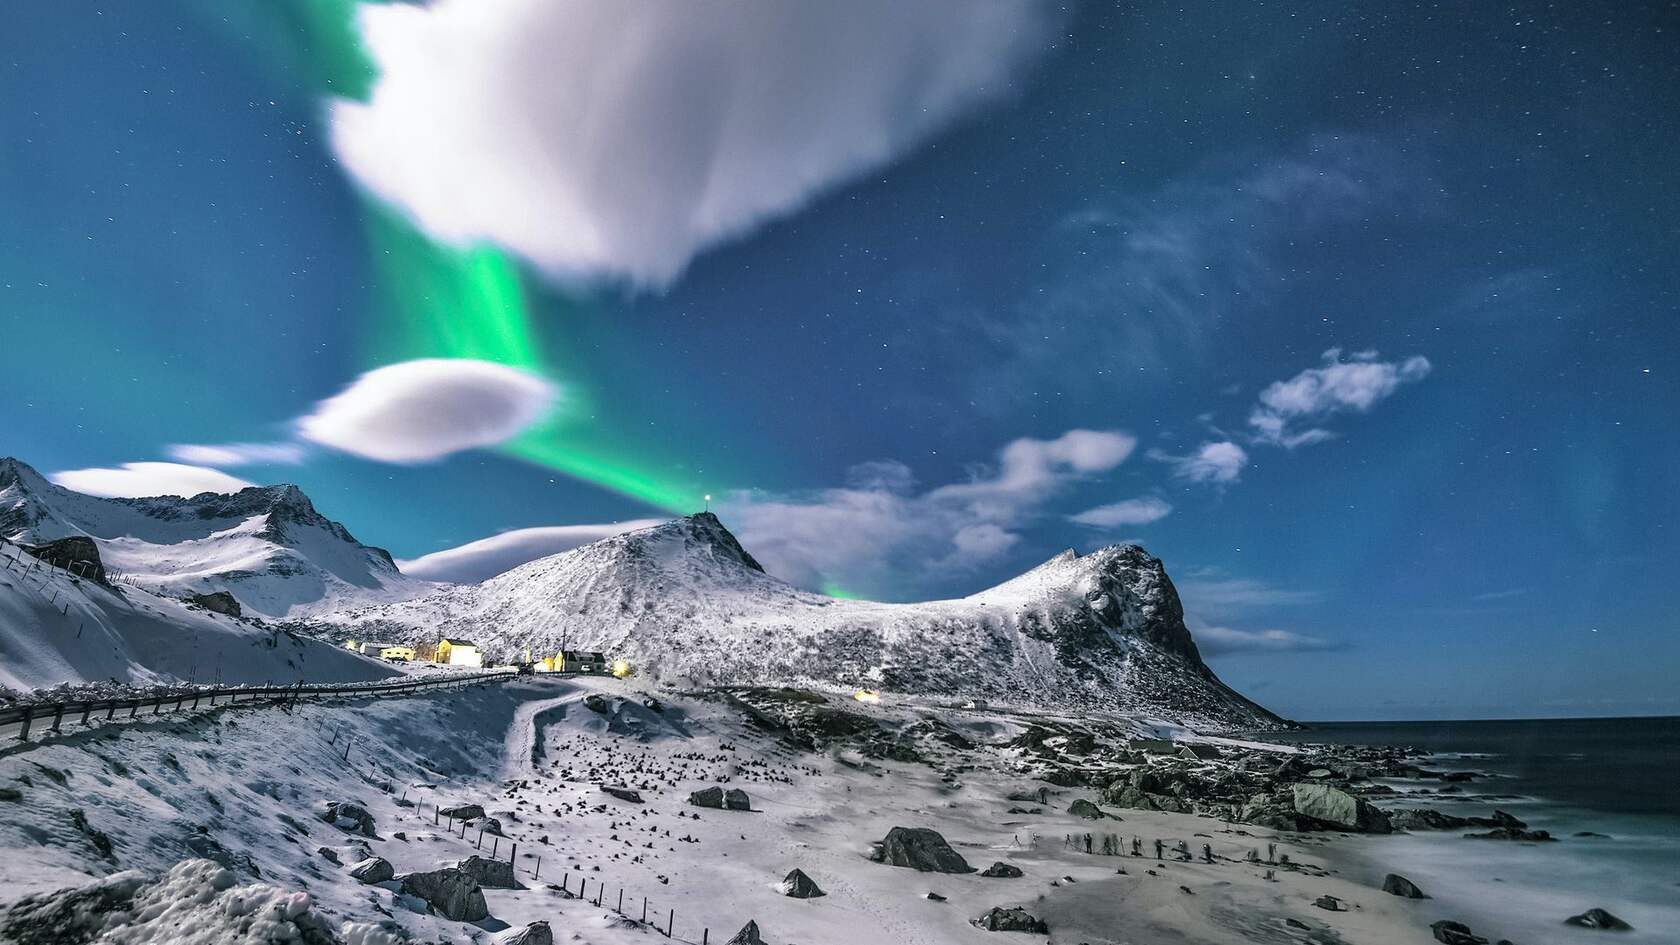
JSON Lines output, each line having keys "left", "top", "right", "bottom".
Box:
{"left": 4, "top": 0, "right": 1677, "bottom": 720}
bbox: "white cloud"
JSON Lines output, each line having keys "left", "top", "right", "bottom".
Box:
{"left": 166, "top": 442, "right": 308, "bottom": 467}
{"left": 1154, "top": 441, "right": 1248, "bottom": 484}
{"left": 1177, "top": 576, "right": 1325, "bottom": 621}
{"left": 398, "top": 520, "right": 663, "bottom": 583}
{"left": 331, "top": 0, "right": 1060, "bottom": 289}
{"left": 1193, "top": 624, "right": 1340, "bottom": 656}
{"left": 1249, "top": 348, "right": 1432, "bottom": 447}
{"left": 50, "top": 462, "right": 255, "bottom": 499}
{"left": 296, "top": 359, "right": 556, "bottom": 464}
{"left": 719, "top": 429, "right": 1135, "bottom": 596}
{"left": 1069, "top": 496, "right": 1172, "bottom": 528}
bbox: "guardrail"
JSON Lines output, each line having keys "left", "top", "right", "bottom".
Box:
{"left": 0, "top": 668, "right": 520, "bottom": 743}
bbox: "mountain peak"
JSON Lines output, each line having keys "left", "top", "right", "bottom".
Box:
{"left": 656, "top": 511, "right": 766, "bottom": 573}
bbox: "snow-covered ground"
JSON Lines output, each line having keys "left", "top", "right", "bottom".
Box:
{"left": 0, "top": 677, "right": 1434, "bottom": 945}
{"left": 0, "top": 543, "right": 395, "bottom": 693}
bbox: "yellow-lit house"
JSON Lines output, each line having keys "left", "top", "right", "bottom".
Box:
{"left": 431, "top": 638, "right": 484, "bottom": 668}
{"left": 372, "top": 643, "right": 416, "bottom": 661}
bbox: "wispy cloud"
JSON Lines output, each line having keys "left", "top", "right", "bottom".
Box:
{"left": 166, "top": 442, "right": 308, "bottom": 467}
{"left": 1151, "top": 441, "right": 1248, "bottom": 485}
{"left": 1177, "top": 575, "right": 1325, "bottom": 621}
{"left": 1249, "top": 348, "right": 1432, "bottom": 448}
{"left": 1193, "top": 624, "right": 1342, "bottom": 656}
{"left": 1069, "top": 496, "right": 1172, "bottom": 528}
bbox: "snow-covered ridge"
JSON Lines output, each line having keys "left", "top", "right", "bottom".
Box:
{"left": 319, "top": 513, "right": 1285, "bottom": 731}
{"left": 0, "top": 458, "right": 430, "bottom": 618}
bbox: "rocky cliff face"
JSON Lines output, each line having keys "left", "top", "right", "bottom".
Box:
{"left": 320, "top": 513, "right": 1287, "bottom": 731}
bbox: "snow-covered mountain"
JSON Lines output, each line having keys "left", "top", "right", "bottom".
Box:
{"left": 0, "top": 458, "right": 429, "bottom": 618}
{"left": 320, "top": 513, "right": 1285, "bottom": 730}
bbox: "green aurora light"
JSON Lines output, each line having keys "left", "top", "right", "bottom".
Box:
{"left": 204, "top": 0, "right": 713, "bottom": 515}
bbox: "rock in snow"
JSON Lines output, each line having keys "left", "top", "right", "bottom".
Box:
{"left": 499, "top": 921, "right": 554, "bottom": 945}
{"left": 1564, "top": 907, "right": 1633, "bottom": 930}
{"left": 725, "top": 920, "right": 767, "bottom": 945}
{"left": 971, "top": 906, "right": 1050, "bottom": 933}
{"left": 870, "top": 827, "right": 974, "bottom": 873}
{"left": 348, "top": 857, "right": 394, "bottom": 884}
{"left": 980, "top": 861, "right": 1025, "bottom": 878}
{"left": 1381, "top": 873, "right": 1428, "bottom": 898}
{"left": 776, "top": 868, "right": 825, "bottom": 898}
{"left": 397, "top": 867, "right": 488, "bottom": 922}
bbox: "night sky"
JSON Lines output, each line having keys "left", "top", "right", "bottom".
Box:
{"left": 3, "top": 1, "right": 1676, "bottom": 720}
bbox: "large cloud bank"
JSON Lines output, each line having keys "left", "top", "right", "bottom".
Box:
{"left": 332, "top": 0, "right": 1060, "bottom": 288}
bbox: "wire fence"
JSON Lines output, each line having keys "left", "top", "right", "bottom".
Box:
{"left": 0, "top": 669, "right": 519, "bottom": 743}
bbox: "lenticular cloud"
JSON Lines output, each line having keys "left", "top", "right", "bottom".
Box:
{"left": 296, "top": 359, "right": 556, "bottom": 464}
{"left": 331, "top": 0, "right": 1059, "bottom": 290}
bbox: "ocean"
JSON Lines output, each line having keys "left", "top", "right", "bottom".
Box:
{"left": 1263, "top": 716, "right": 1680, "bottom": 943}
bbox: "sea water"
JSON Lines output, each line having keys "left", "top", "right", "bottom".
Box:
{"left": 1265, "top": 717, "right": 1680, "bottom": 944}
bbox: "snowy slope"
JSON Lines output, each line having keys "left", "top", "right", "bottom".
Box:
{"left": 0, "top": 539, "right": 397, "bottom": 692}
{"left": 320, "top": 514, "right": 1284, "bottom": 731}
{"left": 0, "top": 457, "right": 430, "bottom": 618}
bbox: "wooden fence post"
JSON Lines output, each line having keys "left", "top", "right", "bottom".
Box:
{"left": 668, "top": 909, "right": 674, "bottom": 938}
{"left": 16, "top": 705, "right": 32, "bottom": 741}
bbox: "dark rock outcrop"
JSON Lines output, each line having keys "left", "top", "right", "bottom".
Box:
{"left": 726, "top": 920, "right": 767, "bottom": 945}
{"left": 971, "top": 906, "right": 1049, "bottom": 933}
{"left": 349, "top": 856, "right": 394, "bottom": 884}
{"left": 1564, "top": 908, "right": 1633, "bottom": 930}
{"left": 320, "top": 800, "right": 376, "bottom": 837}
{"left": 187, "top": 591, "right": 242, "bottom": 618}
{"left": 457, "top": 854, "right": 520, "bottom": 889}
{"left": 1430, "top": 920, "right": 1489, "bottom": 945}
{"left": 1068, "top": 798, "right": 1108, "bottom": 819}
{"left": 1381, "top": 873, "right": 1428, "bottom": 898}
{"left": 869, "top": 827, "right": 973, "bottom": 873}
{"left": 777, "top": 868, "right": 825, "bottom": 898}
{"left": 980, "top": 861, "right": 1024, "bottom": 878}
{"left": 502, "top": 921, "right": 554, "bottom": 945}
{"left": 398, "top": 867, "right": 488, "bottom": 922}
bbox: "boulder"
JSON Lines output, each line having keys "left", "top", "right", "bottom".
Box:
{"left": 1563, "top": 908, "right": 1633, "bottom": 931}
{"left": 689, "top": 787, "right": 726, "bottom": 809}
{"left": 725, "top": 788, "right": 752, "bottom": 811}
{"left": 500, "top": 921, "right": 554, "bottom": 945}
{"left": 1291, "top": 783, "right": 1391, "bottom": 833}
{"left": 583, "top": 694, "right": 610, "bottom": 714}
{"left": 187, "top": 591, "right": 241, "bottom": 618}
{"left": 1430, "top": 920, "right": 1488, "bottom": 945}
{"left": 320, "top": 800, "right": 376, "bottom": 837}
{"left": 600, "top": 785, "right": 644, "bottom": 803}
{"left": 869, "top": 827, "right": 974, "bottom": 873}
{"left": 439, "top": 803, "right": 485, "bottom": 820}
{"left": 641, "top": 698, "right": 665, "bottom": 713}
{"left": 726, "top": 920, "right": 767, "bottom": 945}
{"left": 1313, "top": 895, "right": 1345, "bottom": 912}
{"left": 1068, "top": 799, "right": 1107, "bottom": 820}
{"left": 398, "top": 867, "right": 488, "bottom": 922}
{"left": 980, "top": 861, "right": 1024, "bottom": 878}
{"left": 776, "top": 868, "right": 825, "bottom": 899}
{"left": 457, "top": 854, "right": 520, "bottom": 889}
{"left": 971, "top": 906, "right": 1049, "bottom": 933}
{"left": 1388, "top": 808, "right": 1472, "bottom": 831}
{"left": 349, "top": 857, "right": 394, "bottom": 884}
{"left": 1381, "top": 873, "right": 1427, "bottom": 899}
